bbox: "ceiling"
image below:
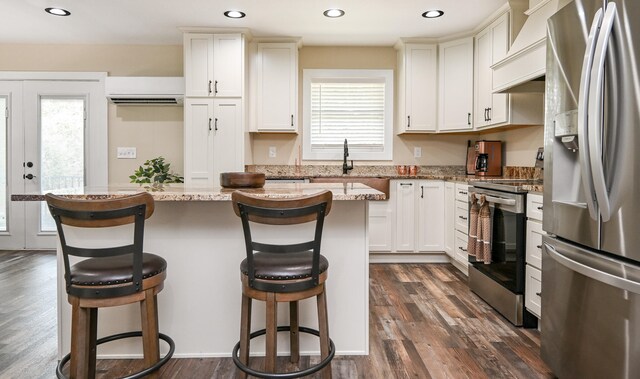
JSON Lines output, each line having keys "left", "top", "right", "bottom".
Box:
{"left": 4, "top": 0, "right": 508, "bottom": 46}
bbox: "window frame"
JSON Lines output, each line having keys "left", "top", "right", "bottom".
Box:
{"left": 302, "top": 69, "right": 394, "bottom": 161}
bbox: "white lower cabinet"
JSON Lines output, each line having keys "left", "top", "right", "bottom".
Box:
{"left": 525, "top": 265, "right": 542, "bottom": 318}
{"left": 444, "top": 182, "right": 469, "bottom": 274}
{"left": 525, "top": 193, "right": 544, "bottom": 319}
{"left": 184, "top": 98, "right": 243, "bottom": 188}
{"left": 368, "top": 199, "right": 394, "bottom": 252}
{"left": 370, "top": 180, "right": 445, "bottom": 256}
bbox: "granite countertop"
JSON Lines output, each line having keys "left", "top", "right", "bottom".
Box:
{"left": 246, "top": 165, "right": 544, "bottom": 192}
{"left": 11, "top": 182, "right": 386, "bottom": 202}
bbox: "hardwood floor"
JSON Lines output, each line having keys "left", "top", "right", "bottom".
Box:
{"left": 0, "top": 250, "right": 553, "bottom": 378}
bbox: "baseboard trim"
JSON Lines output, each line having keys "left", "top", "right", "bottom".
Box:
{"left": 369, "top": 252, "right": 450, "bottom": 264}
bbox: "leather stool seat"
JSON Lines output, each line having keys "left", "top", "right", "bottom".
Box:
{"left": 71, "top": 253, "right": 167, "bottom": 286}
{"left": 240, "top": 252, "right": 328, "bottom": 280}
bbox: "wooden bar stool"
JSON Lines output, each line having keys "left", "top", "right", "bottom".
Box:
{"left": 231, "top": 190, "right": 335, "bottom": 379}
{"left": 45, "top": 193, "right": 175, "bottom": 379}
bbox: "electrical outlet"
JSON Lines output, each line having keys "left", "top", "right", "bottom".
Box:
{"left": 268, "top": 146, "right": 277, "bottom": 158}
{"left": 117, "top": 147, "right": 137, "bottom": 159}
{"left": 414, "top": 147, "right": 422, "bottom": 158}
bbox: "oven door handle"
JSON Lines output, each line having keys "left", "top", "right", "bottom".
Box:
{"left": 482, "top": 195, "right": 516, "bottom": 206}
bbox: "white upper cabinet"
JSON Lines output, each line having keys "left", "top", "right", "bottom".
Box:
{"left": 184, "top": 33, "right": 243, "bottom": 98}
{"left": 438, "top": 37, "right": 474, "bottom": 132}
{"left": 184, "top": 98, "right": 243, "bottom": 187}
{"left": 474, "top": 11, "right": 544, "bottom": 130}
{"left": 397, "top": 43, "right": 437, "bottom": 133}
{"left": 255, "top": 42, "right": 298, "bottom": 132}
{"left": 474, "top": 13, "right": 509, "bottom": 128}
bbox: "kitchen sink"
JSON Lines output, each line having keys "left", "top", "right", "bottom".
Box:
{"left": 309, "top": 177, "right": 390, "bottom": 199}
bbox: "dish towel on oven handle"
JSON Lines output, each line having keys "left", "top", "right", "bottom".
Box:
{"left": 476, "top": 195, "right": 492, "bottom": 263}
{"left": 467, "top": 193, "right": 479, "bottom": 257}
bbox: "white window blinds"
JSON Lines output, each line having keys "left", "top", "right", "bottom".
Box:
{"left": 309, "top": 81, "right": 385, "bottom": 150}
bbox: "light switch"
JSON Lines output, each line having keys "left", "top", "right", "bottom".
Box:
{"left": 414, "top": 147, "right": 422, "bottom": 158}
{"left": 117, "top": 147, "right": 137, "bottom": 159}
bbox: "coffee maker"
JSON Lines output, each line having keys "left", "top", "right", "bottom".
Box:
{"left": 472, "top": 140, "right": 502, "bottom": 176}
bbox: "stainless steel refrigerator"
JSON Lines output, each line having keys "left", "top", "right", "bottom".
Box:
{"left": 543, "top": 0, "right": 640, "bottom": 378}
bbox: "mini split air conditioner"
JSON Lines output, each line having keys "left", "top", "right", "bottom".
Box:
{"left": 105, "top": 76, "right": 184, "bottom": 105}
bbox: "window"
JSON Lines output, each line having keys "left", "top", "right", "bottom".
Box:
{"left": 303, "top": 69, "right": 393, "bottom": 160}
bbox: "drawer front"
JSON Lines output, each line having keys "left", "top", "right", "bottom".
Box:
{"left": 455, "top": 203, "right": 469, "bottom": 233}
{"left": 526, "top": 220, "right": 544, "bottom": 269}
{"left": 525, "top": 265, "right": 542, "bottom": 318}
{"left": 454, "top": 230, "right": 470, "bottom": 264}
{"left": 455, "top": 183, "right": 469, "bottom": 202}
{"left": 527, "top": 193, "right": 544, "bottom": 221}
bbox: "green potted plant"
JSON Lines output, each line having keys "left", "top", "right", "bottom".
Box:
{"left": 130, "top": 156, "right": 184, "bottom": 190}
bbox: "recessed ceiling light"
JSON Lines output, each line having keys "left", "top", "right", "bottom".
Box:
{"left": 45, "top": 7, "right": 71, "bottom": 16}
{"left": 224, "top": 10, "right": 246, "bottom": 19}
{"left": 422, "top": 10, "right": 444, "bottom": 19}
{"left": 323, "top": 9, "right": 345, "bottom": 18}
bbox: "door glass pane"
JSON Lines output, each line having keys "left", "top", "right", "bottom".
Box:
{"left": 0, "top": 97, "right": 6, "bottom": 231}
{"left": 40, "top": 97, "right": 85, "bottom": 232}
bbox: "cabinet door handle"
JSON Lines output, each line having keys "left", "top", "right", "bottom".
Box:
{"left": 467, "top": 112, "right": 471, "bottom": 126}
{"left": 407, "top": 115, "right": 411, "bottom": 128}
{"left": 214, "top": 118, "right": 218, "bottom": 131}
{"left": 400, "top": 183, "right": 413, "bottom": 186}
{"left": 208, "top": 117, "right": 212, "bottom": 131}
{"left": 421, "top": 186, "right": 424, "bottom": 198}
{"left": 536, "top": 245, "right": 542, "bottom": 249}
{"left": 291, "top": 114, "right": 294, "bottom": 127}
{"left": 484, "top": 108, "right": 488, "bottom": 122}
{"left": 536, "top": 292, "right": 542, "bottom": 297}
{"left": 208, "top": 80, "right": 212, "bottom": 94}
{"left": 214, "top": 80, "right": 218, "bottom": 94}
{"left": 488, "top": 107, "right": 492, "bottom": 121}
{"left": 537, "top": 206, "right": 543, "bottom": 210}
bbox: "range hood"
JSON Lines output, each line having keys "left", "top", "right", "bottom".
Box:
{"left": 105, "top": 76, "right": 184, "bottom": 105}
{"left": 492, "top": 0, "right": 563, "bottom": 93}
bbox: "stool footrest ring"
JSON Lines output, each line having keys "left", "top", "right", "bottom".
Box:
{"left": 232, "top": 325, "right": 335, "bottom": 379}
{"left": 56, "top": 331, "right": 175, "bottom": 379}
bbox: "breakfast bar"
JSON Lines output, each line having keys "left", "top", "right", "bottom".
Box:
{"left": 13, "top": 182, "right": 384, "bottom": 359}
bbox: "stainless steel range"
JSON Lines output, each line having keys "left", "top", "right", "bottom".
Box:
{"left": 467, "top": 180, "right": 539, "bottom": 327}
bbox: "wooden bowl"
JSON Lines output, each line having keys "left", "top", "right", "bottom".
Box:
{"left": 220, "top": 172, "right": 266, "bottom": 188}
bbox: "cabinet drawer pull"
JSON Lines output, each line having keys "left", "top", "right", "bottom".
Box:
{"left": 458, "top": 216, "right": 468, "bottom": 220}
{"left": 407, "top": 115, "right": 411, "bottom": 128}
{"left": 536, "top": 245, "right": 542, "bottom": 249}
{"left": 208, "top": 80, "right": 212, "bottom": 94}
{"left": 214, "top": 80, "right": 218, "bottom": 94}
{"left": 535, "top": 292, "right": 542, "bottom": 297}
{"left": 458, "top": 191, "right": 467, "bottom": 195}
{"left": 537, "top": 206, "right": 543, "bottom": 210}
{"left": 458, "top": 246, "right": 468, "bottom": 252}
{"left": 421, "top": 186, "right": 424, "bottom": 198}
{"left": 400, "top": 183, "right": 413, "bottom": 186}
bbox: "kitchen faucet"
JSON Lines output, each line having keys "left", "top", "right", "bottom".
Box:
{"left": 343, "top": 139, "right": 354, "bottom": 175}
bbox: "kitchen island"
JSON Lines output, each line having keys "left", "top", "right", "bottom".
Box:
{"left": 13, "top": 183, "right": 384, "bottom": 359}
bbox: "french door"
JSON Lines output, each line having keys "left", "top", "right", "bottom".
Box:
{"left": 0, "top": 74, "right": 107, "bottom": 249}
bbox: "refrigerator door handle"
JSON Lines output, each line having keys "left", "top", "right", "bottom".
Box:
{"left": 577, "top": 8, "right": 604, "bottom": 221}
{"left": 588, "top": 3, "right": 617, "bottom": 222}
{"left": 545, "top": 242, "right": 640, "bottom": 295}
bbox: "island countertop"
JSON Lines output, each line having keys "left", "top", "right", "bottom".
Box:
{"left": 11, "top": 182, "right": 386, "bottom": 202}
